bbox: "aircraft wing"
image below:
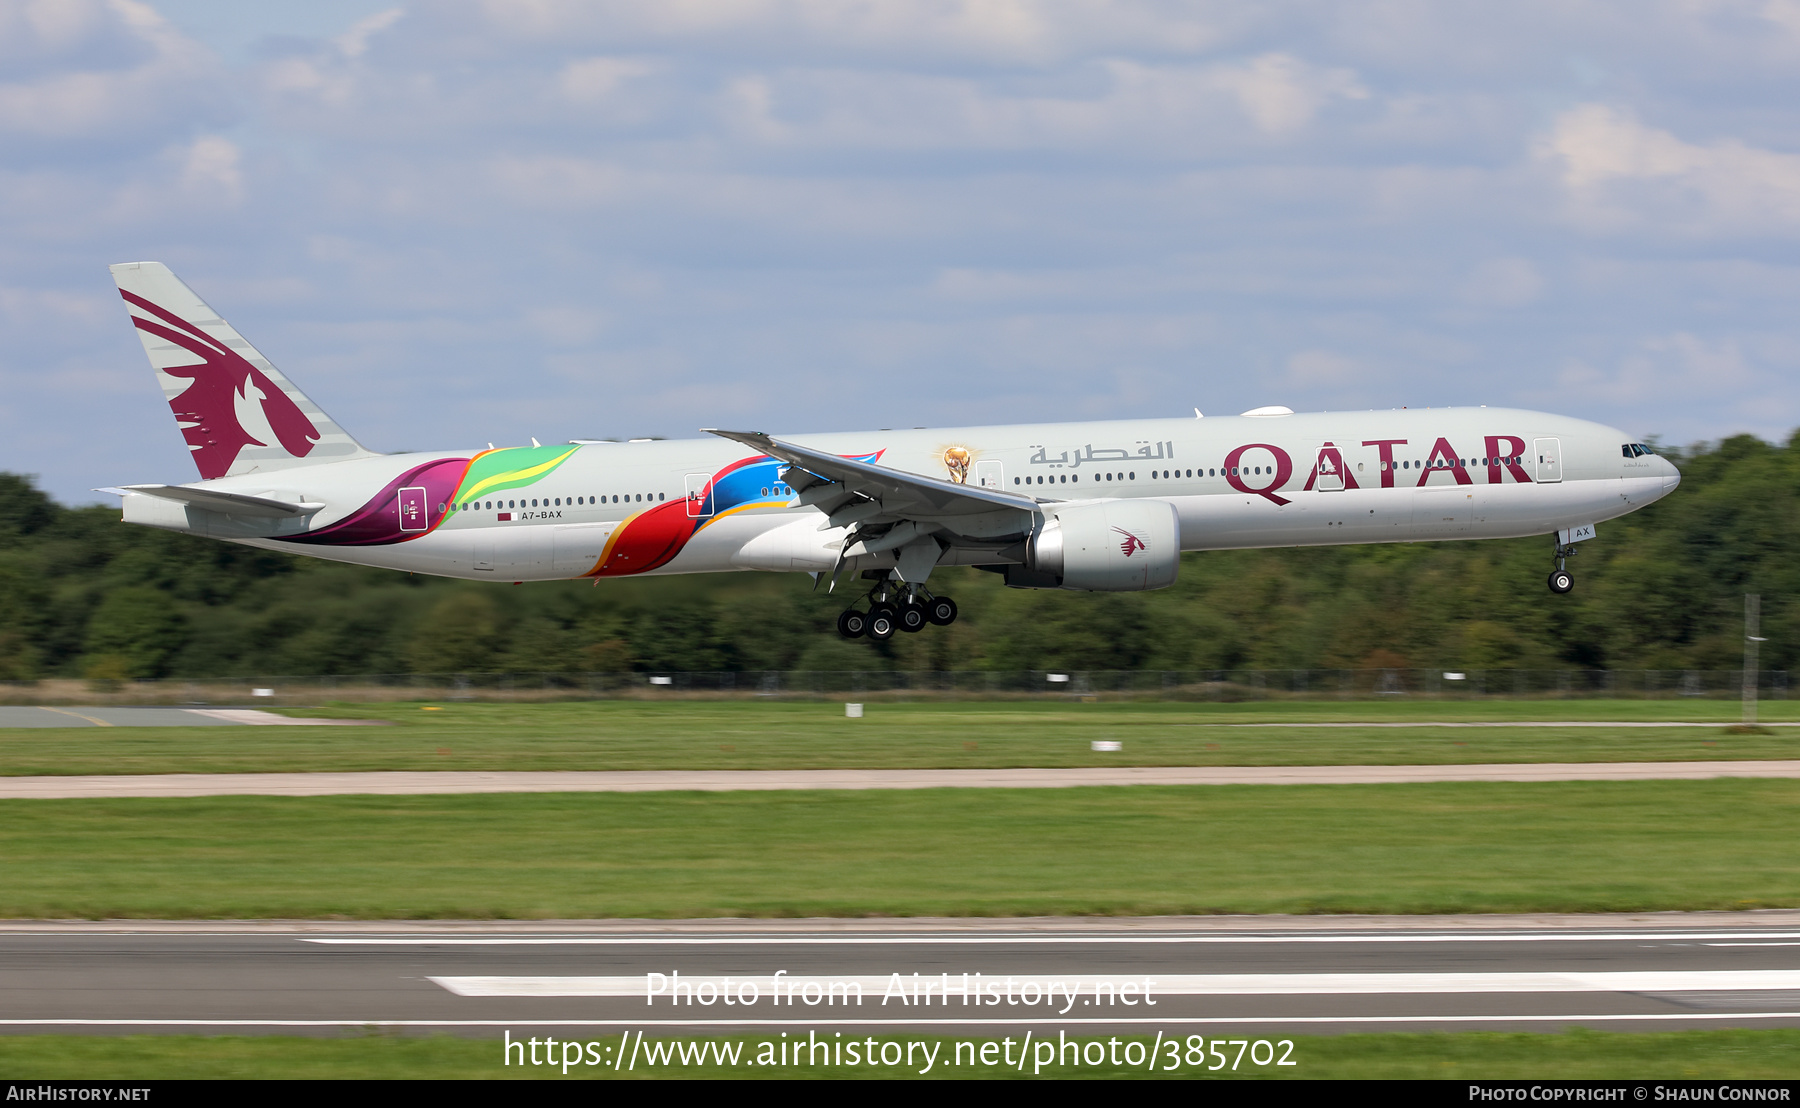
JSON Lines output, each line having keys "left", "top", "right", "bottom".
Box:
{"left": 99, "top": 484, "right": 324, "bottom": 519}
{"left": 700, "top": 429, "right": 1040, "bottom": 522}
{"left": 702, "top": 428, "right": 1047, "bottom": 587}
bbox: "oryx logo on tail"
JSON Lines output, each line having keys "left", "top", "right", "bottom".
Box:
{"left": 1114, "top": 526, "right": 1147, "bottom": 557}
{"left": 110, "top": 262, "right": 375, "bottom": 481}
{"left": 120, "top": 290, "right": 320, "bottom": 479}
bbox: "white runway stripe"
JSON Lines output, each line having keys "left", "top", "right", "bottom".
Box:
{"left": 429, "top": 970, "right": 1800, "bottom": 998}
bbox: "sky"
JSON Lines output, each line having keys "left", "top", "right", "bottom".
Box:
{"left": 4, "top": 0, "right": 1799, "bottom": 505}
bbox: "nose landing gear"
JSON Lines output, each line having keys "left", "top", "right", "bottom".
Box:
{"left": 837, "top": 578, "right": 958, "bottom": 640}
{"left": 1547, "top": 538, "right": 1576, "bottom": 594}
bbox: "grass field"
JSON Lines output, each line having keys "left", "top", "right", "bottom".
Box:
{"left": 2, "top": 1029, "right": 1796, "bottom": 1079}
{"left": 4, "top": 779, "right": 1799, "bottom": 917}
{"left": 0, "top": 700, "right": 1795, "bottom": 776}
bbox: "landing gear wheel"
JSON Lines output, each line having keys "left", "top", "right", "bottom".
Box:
{"left": 866, "top": 604, "right": 898, "bottom": 641}
{"left": 836, "top": 609, "right": 868, "bottom": 639}
{"left": 897, "top": 599, "right": 928, "bottom": 633}
{"left": 925, "top": 596, "right": 958, "bottom": 626}
{"left": 1548, "top": 570, "right": 1574, "bottom": 594}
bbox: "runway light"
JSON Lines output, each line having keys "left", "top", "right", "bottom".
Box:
{"left": 1443, "top": 673, "right": 1466, "bottom": 681}
{"left": 251, "top": 688, "right": 274, "bottom": 697}
{"left": 1092, "top": 740, "right": 1122, "bottom": 752}
{"left": 649, "top": 676, "right": 673, "bottom": 686}
{"left": 1047, "top": 674, "right": 1070, "bottom": 683}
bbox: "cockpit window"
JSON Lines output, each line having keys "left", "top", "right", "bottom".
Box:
{"left": 1622, "top": 443, "right": 1656, "bottom": 458}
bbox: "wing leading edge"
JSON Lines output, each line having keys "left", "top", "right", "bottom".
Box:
{"left": 702, "top": 428, "right": 1041, "bottom": 587}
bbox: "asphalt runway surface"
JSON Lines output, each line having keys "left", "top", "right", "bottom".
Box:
{"left": 0, "top": 707, "right": 376, "bottom": 728}
{"left": 4, "top": 761, "right": 1800, "bottom": 798}
{"left": 4, "top": 914, "right": 1800, "bottom": 1036}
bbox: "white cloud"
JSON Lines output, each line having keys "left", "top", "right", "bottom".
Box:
{"left": 1459, "top": 257, "right": 1543, "bottom": 308}
{"left": 559, "top": 56, "right": 657, "bottom": 103}
{"left": 467, "top": 0, "right": 1222, "bottom": 64}
{"left": 1543, "top": 331, "right": 1800, "bottom": 439}
{"left": 1285, "top": 348, "right": 1361, "bottom": 387}
{"left": 0, "top": 0, "right": 222, "bottom": 140}
{"left": 10, "top": 1, "right": 1800, "bottom": 501}
{"left": 1540, "top": 103, "right": 1800, "bottom": 232}
{"left": 0, "top": 285, "right": 110, "bottom": 327}
{"left": 176, "top": 134, "right": 242, "bottom": 201}
{"left": 1209, "top": 52, "right": 1368, "bottom": 135}
{"left": 335, "top": 7, "right": 404, "bottom": 58}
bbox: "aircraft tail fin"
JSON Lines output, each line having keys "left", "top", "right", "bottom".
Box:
{"left": 109, "top": 262, "right": 378, "bottom": 481}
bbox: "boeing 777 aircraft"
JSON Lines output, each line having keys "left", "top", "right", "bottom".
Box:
{"left": 102, "top": 262, "right": 1681, "bottom": 640}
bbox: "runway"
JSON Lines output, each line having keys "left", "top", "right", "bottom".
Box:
{"left": 3, "top": 761, "right": 1800, "bottom": 798}
{"left": 4, "top": 914, "right": 1799, "bottom": 1036}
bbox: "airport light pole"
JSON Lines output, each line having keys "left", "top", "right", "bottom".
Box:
{"left": 1743, "top": 594, "right": 1764, "bottom": 727}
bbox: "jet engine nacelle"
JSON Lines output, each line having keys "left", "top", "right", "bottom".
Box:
{"left": 1006, "top": 498, "right": 1179, "bottom": 591}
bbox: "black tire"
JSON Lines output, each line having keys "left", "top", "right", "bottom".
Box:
{"left": 926, "top": 596, "right": 958, "bottom": 626}
{"left": 867, "top": 605, "right": 897, "bottom": 641}
{"left": 1548, "top": 570, "right": 1574, "bottom": 594}
{"left": 837, "top": 609, "right": 867, "bottom": 639}
{"left": 897, "top": 601, "right": 927, "bottom": 633}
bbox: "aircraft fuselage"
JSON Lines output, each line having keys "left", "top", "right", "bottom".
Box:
{"left": 120, "top": 407, "right": 1678, "bottom": 584}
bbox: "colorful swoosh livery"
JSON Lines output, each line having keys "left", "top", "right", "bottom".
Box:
{"left": 106, "top": 261, "right": 1683, "bottom": 620}
{"left": 590, "top": 450, "right": 879, "bottom": 577}
{"left": 286, "top": 445, "right": 583, "bottom": 547}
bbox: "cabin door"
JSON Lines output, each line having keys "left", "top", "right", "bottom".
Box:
{"left": 1534, "top": 438, "right": 1563, "bottom": 484}
{"left": 684, "top": 473, "right": 715, "bottom": 518}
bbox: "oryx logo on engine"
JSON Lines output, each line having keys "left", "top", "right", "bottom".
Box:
{"left": 1114, "top": 527, "right": 1147, "bottom": 557}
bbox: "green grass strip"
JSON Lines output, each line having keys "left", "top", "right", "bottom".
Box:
{"left": 4, "top": 780, "right": 1800, "bottom": 918}
{"left": 2, "top": 1029, "right": 1797, "bottom": 1079}
{"left": 1, "top": 700, "right": 1795, "bottom": 776}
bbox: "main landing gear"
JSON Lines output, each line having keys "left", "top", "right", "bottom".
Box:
{"left": 837, "top": 577, "right": 958, "bottom": 641}
{"left": 1547, "top": 538, "right": 1576, "bottom": 595}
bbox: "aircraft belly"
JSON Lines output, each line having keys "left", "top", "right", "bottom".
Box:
{"left": 648, "top": 512, "right": 788, "bottom": 575}
{"left": 1471, "top": 476, "right": 1668, "bottom": 537}
{"left": 1174, "top": 488, "right": 1407, "bottom": 550}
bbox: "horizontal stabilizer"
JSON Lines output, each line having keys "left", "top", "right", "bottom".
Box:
{"left": 100, "top": 484, "right": 324, "bottom": 519}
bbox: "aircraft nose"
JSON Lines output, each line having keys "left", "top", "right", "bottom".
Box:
{"left": 1662, "top": 457, "right": 1681, "bottom": 493}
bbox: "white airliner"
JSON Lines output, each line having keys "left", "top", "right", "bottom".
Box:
{"left": 103, "top": 262, "right": 1680, "bottom": 640}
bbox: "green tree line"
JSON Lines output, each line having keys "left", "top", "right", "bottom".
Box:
{"left": 0, "top": 432, "right": 1793, "bottom": 681}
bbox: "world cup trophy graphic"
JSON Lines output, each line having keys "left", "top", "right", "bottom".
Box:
{"left": 942, "top": 446, "right": 972, "bottom": 484}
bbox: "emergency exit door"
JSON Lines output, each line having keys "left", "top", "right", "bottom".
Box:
{"left": 1534, "top": 438, "right": 1562, "bottom": 484}
{"left": 684, "top": 473, "right": 715, "bottom": 518}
